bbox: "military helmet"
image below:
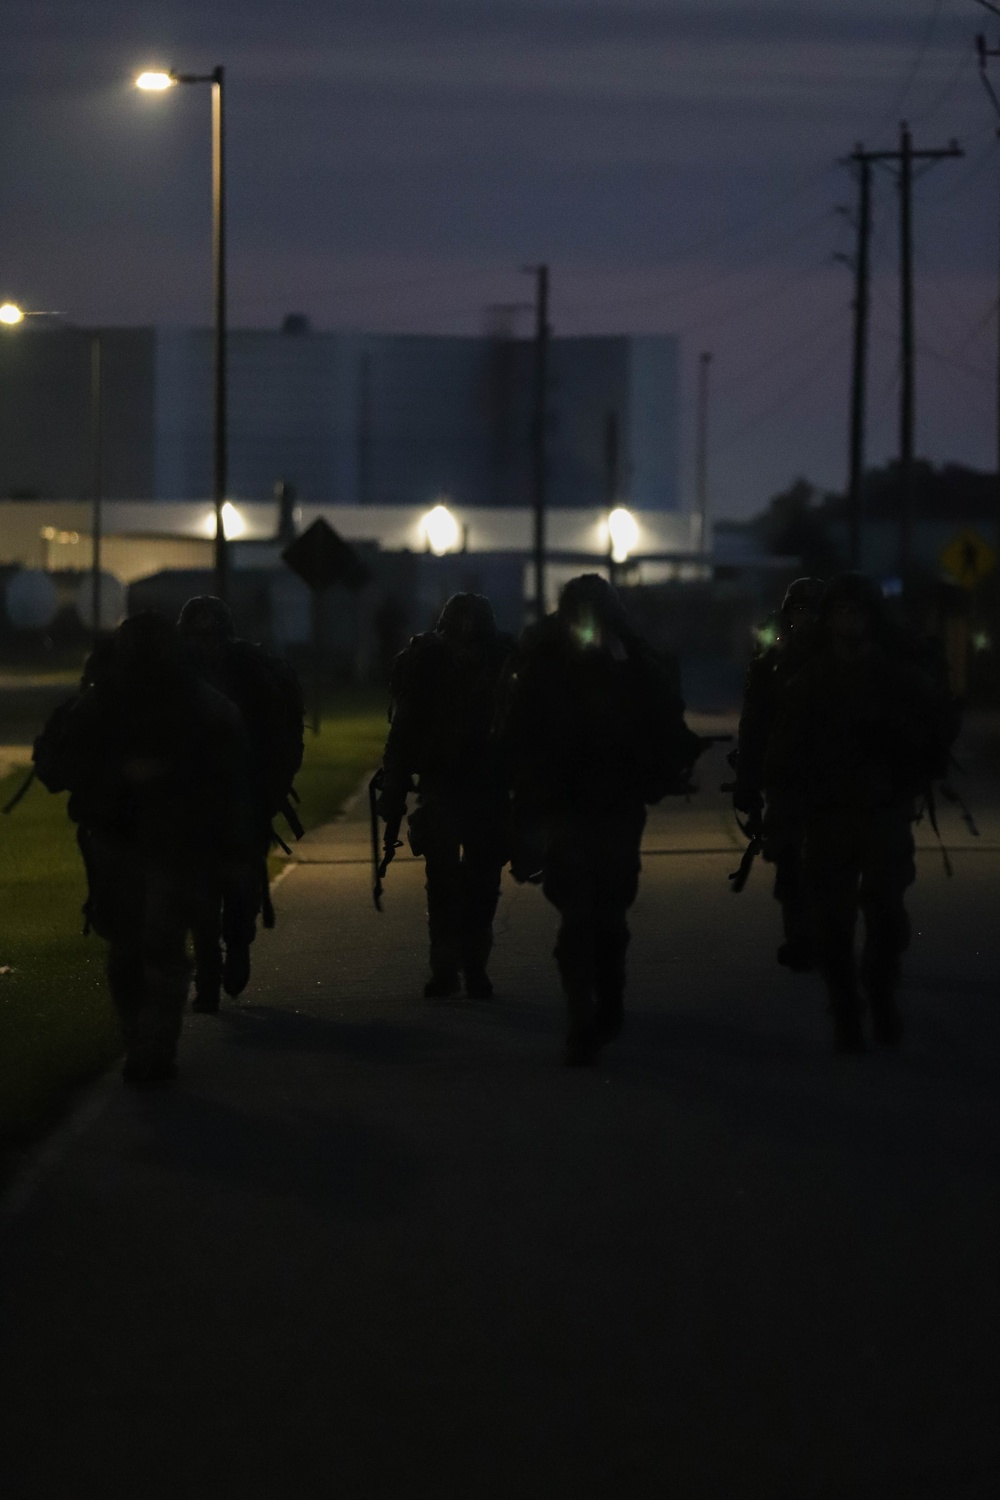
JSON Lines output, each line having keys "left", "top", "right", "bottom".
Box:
{"left": 435, "top": 593, "right": 496, "bottom": 642}
{"left": 113, "top": 611, "right": 178, "bottom": 674}
{"left": 558, "top": 573, "right": 625, "bottom": 627}
{"left": 780, "top": 576, "right": 824, "bottom": 616}
{"left": 820, "top": 572, "right": 885, "bottom": 619}
{"left": 177, "top": 595, "right": 236, "bottom": 641}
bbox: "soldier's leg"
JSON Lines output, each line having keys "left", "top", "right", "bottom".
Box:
{"left": 84, "top": 837, "right": 147, "bottom": 1057}
{"left": 859, "top": 810, "right": 915, "bottom": 1046}
{"left": 543, "top": 819, "right": 601, "bottom": 1064}
{"left": 190, "top": 894, "right": 224, "bottom": 1012}
{"left": 804, "top": 822, "right": 865, "bottom": 1053}
{"left": 774, "top": 842, "right": 814, "bottom": 971}
{"left": 220, "top": 857, "right": 262, "bottom": 999}
{"left": 457, "top": 818, "right": 506, "bottom": 999}
{"left": 592, "top": 812, "right": 644, "bottom": 1044}
{"left": 414, "top": 803, "right": 464, "bottom": 997}
{"left": 123, "top": 863, "right": 192, "bottom": 1084}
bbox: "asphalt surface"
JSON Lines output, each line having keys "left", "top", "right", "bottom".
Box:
{"left": 0, "top": 719, "right": 997, "bottom": 1499}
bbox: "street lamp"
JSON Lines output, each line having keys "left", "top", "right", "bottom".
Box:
{"left": 137, "top": 63, "right": 228, "bottom": 600}
{"left": 0, "top": 302, "right": 25, "bottom": 325}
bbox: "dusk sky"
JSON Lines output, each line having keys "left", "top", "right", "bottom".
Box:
{"left": 3, "top": 1, "right": 1000, "bottom": 518}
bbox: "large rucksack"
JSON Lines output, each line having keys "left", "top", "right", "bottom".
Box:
{"left": 224, "top": 642, "right": 305, "bottom": 819}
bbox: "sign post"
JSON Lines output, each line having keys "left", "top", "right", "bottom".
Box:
{"left": 281, "top": 518, "right": 371, "bottom": 734}
{"left": 939, "top": 528, "right": 997, "bottom": 698}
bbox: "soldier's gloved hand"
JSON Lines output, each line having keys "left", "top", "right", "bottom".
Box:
{"left": 376, "top": 788, "right": 407, "bottom": 823}
{"left": 732, "top": 785, "right": 764, "bottom": 817}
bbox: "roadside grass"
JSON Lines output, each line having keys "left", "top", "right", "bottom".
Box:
{"left": 0, "top": 693, "right": 387, "bottom": 1154}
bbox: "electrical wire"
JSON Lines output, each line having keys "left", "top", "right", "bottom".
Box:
{"left": 712, "top": 326, "right": 851, "bottom": 457}
{"left": 880, "top": 0, "right": 950, "bottom": 128}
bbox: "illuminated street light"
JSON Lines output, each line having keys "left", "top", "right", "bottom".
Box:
{"left": 421, "top": 503, "right": 461, "bottom": 556}
{"left": 0, "top": 303, "right": 25, "bottom": 325}
{"left": 607, "top": 506, "right": 639, "bottom": 565}
{"left": 137, "top": 61, "right": 228, "bottom": 600}
{"left": 135, "top": 71, "right": 176, "bottom": 91}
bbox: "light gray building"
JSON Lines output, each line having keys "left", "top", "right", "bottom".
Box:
{"left": 0, "top": 324, "right": 680, "bottom": 513}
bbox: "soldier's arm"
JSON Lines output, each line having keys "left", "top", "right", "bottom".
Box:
{"left": 733, "top": 654, "right": 774, "bottom": 809}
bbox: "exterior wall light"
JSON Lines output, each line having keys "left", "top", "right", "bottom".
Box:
{"left": 607, "top": 506, "right": 639, "bottom": 564}
{"left": 0, "top": 303, "right": 25, "bottom": 325}
{"left": 221, "top": 501, "right": 245, "bottom": 539}
{"left": 421, "top": 503, "right": 461, "bottom": 556}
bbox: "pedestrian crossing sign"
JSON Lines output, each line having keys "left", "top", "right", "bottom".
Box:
{"left": 940, "top": 529, "right": 997, "bottom": 589}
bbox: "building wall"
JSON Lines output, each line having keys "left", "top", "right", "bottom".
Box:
{"left": 0, "top": 328, "right": 155, "bottom": 500}
{"left": 2, "top": 327, "right": 681, "bottom": 512}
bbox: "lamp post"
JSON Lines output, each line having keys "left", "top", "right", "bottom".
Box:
{"left": 137, "top": 66, "right": 228, "bottom": 599}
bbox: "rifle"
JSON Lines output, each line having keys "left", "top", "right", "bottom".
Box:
{"left": 2, "top": 766, "right": 36, "bottom": 815}
{"left": 368, "top": 768, "right": 405, "bottom": 912}
{"left": 279, "top": 793, "right": 305, "bottom": 842}
{"left": 728, "top": 806, "right": 764, "bottom": 893}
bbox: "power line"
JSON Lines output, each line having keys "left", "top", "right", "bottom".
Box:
{"left": 881, "top": 0, "right": 950, "bottom": 127}
{"left": 712, "top": 326, "right": 851, "bottom": 457}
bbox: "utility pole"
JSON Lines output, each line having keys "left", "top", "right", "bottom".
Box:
{"left": 844, "top": 147, "right": 873, "bottom": 570}
{"left": 89, "top": 331, "right": 103, "bottom": 640}
{"left": 524, "top": 263, "right": 550, "bottom": 619}
{"left": 898, "top": 123, "right": 916, "bottom": 583}
{"left": 975, "top": 14, "right": 1000, "bottom": 552}
{"left": 853, "top": 125, "right": 962, "bottom": 586}
{"left": 694, "top": 352, "right": 712, "bottom": 553}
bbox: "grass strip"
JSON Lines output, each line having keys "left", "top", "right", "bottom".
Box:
{"left": 0, "top": 695, "right": 387, "bottom": 1151}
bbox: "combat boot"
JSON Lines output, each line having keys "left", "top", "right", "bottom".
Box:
{"left": 563, "top": 979, "right": 600, "bottom": 1065}
{"left": 776, "top": 940, "right": 815, "bottom": 973}
{"left": 463, "top": 966, "right": 494, "bottom": 1000}
{"left": 594, "top": 992, "right": 624, "bottom": 1044}
{"left": 869, "top": 990, "right": 903, "bottom": 1046}
{"left": 564, "top": 1025, "right": 600, "bottom": 1067}
{"left": 122, "top": 1050, "right": 179, "bottom": 1087}
{"left": 222, "top": 941, "right": 251, "bottom": 998}
{"left": 191, "top": 982, "right": 221, "bottom": 1014}
{"left": 423, "top": 968, "right": 461, "bottom": 999}
{"left": 831, "top": 996, "right": 866, "bottom": 1055}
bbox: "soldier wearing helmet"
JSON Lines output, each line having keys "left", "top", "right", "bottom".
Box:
{"left": 764, "top": 573, "right": 959, "bottom": 1052}
{"left": 377, "top": 593, "right": 513, "bottom": 999}
{"left": 733, "top": 576, "right": 824, "bottom": 971}
{"left": 498, "top": 574, "right": 701, "bottom": 1066}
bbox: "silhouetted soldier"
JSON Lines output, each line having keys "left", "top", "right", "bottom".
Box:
{"left": 32, "top": 613, "right": 254, "bottom": 1084}
{"left": 377, "top": 593, "right": 512, "bottom": 999}
{"left": 499, "top": 575, "right": 702, "bottom": 1066}
{"left": 177, "top": 596, "right": 305, "bottom": 1011}
{"left": 764, "top": 574, "right": 958, "bottom": 1052}
{"left": 733, "top": 577, "right": 823, "bottom": 970}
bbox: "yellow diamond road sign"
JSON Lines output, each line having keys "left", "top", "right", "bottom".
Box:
{"left": 940, "top": 528, "right": 997, "bottom": 588}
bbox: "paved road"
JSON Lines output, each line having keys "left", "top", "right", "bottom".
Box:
{"left": 0, "top": 723, "right": 997, "bottom": 1499}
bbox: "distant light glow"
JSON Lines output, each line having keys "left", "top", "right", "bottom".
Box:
{"left": 972, "top": 631, "right": 990, "bottom": 653}
{"left": 221, "top": 502, "right": 245, "bottom": 539}
{"left": 421, "top": 503, "right": 461, "bottom": 556}
{"left": 136, "top": 71, "right": 176, "bottom": 91}
{"left": 607, "top": 507, "right": 639, "bottom": 564}
{"left": 0, "top": 303, "right": 25, "bottom": 326}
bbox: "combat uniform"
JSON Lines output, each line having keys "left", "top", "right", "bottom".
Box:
{"left": 764, "top": 576, "right": 958, "bottom": 1051}
{"left": 500, "top": 575, "right": 701, "bottom": 1065}
{"left": 178, "top": 597, "right": 305, "bottom": 1010}
{"left": 733, "top": 578, "right": 823, "bottom": 970}
{"left": 379, "top": 594, "right": 513, "bottom": 999}
{"left": 34, "top": 614, "right": 254, "bottom": 1083}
